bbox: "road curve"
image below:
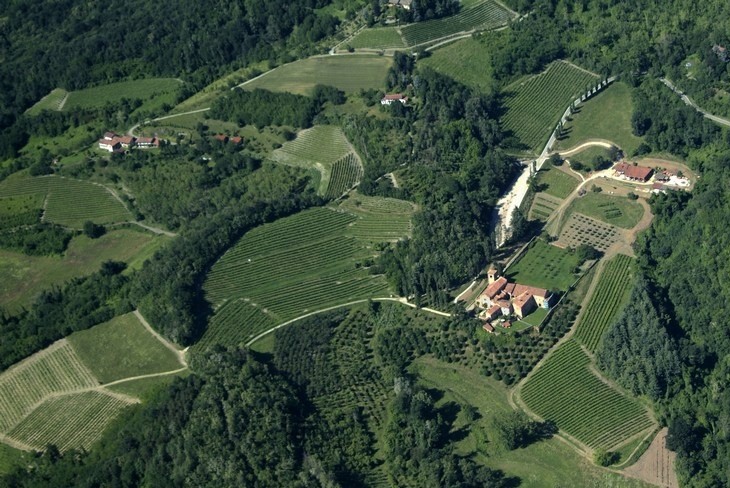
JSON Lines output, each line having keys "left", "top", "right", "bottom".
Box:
{"left": 660, "top": 78, "right": 730, "bottom": 128}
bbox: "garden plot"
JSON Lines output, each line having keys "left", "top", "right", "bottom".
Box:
{"left": 529, "top": 192, "right": 562, "bottom": 221}
{"left": 556, "top": 213, "right": 622, "bottom": 252}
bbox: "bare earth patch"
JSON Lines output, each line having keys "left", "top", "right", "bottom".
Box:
{"left": 622, "top": 428, "right": 678, "bottom": 488}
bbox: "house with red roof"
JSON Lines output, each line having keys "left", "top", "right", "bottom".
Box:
{"left": 476, "top": 265, "right": 554, "bottom": 320}
{"left": 381, "top": 93, "right": 408, "bottom": 106}
{"left": 614, "top": 162, "right": 653, "bottom": 182}
{"left": 136, "top": 136, "right": 159, "bottom": 148}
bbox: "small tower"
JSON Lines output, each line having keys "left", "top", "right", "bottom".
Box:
{"left": 487, "top": 264, "right": 500, "bottom": 284}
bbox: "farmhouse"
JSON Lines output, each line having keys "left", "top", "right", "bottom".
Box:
{"left": 614, "top": 162, "right": 653, "bottom": 182}
{"left": 381, "top": 93, "right": 408, "bottom": 105}
{"left": 476, "top": 265, "right": 553, "bottom": 320}
{"left": 98, "top": 138, "right": 122, "bottom": 152}
{"left": 387, "top": 0, "right": 412, "bottom": 10}
{"left": 136, "top": 136, "right": 159, "bottom": 148}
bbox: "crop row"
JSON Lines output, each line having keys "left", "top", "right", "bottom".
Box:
{"left": 274, "top": 126, "right": 351, "bottom": 166}
{"left": 0, "top": 342, "right": 98, "bottom": 432}
{"left": 574, "top": 254, "right": 634, "bottom": 351}
{"left": 197, "top": 299, "right": 278, "bottom": 350}
{"left": 325, "top": 153, "right": 363, "bottom": 199}
{"left": 339, "top": 194, "right": 416, "bottom": 215}
{"left": 503, "top": 62, "right": 598, "bottom": 152}
{"left": 401, "top": 0, "right": 514, "bottom": 46}
{"left": 7, "top": 391, "right": 131, "bottom": 451}
{"left": 521, "top": 340, "right": 652, "bottom": 449}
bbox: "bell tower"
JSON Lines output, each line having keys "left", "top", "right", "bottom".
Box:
{"left": 487, "top": 264, "right": 499, "bottom": 284}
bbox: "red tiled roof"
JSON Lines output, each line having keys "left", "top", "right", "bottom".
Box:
{"left": 513, "top": 292, "right": 536, "bottom": 309}
{"left": 229, "top": 136, "right": 243, "bottom": 145}
{"left": 483, "top": 323, "right": 494, "bottom": 333}
{"left": 383, "top": 93, "right": 405, "bottom": 100}
{"left": 103, "top": 132, "right": 117, "bottom": 140}
{"left": 502, "top": 321, "right": 512, "bottom": 328}
{"left": 98, "top": 139, "right": 120, "bottom": 147}
{"left": 513, "top": 284, "right": 549, "bottom": 299}
{"left": 117, "top": 136, "right": 135, "bottom": 145}
{"left": 652, "top": 182, "right": 665, "bottom": 190}
{"left": 615, "top": 162, "right": 653, "bottom": 180}
{"left": 214, "top": 134, "right": 228, "bottom": 142}
{"left": 487, "top": 305, "right": 501, "bottom": 317}
{"left": 484, "top": 277, "right": 508, "bottom": 299}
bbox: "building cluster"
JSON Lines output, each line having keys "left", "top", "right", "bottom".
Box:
{"left": 98, "top": 132, "right": 160, "bottom": 153}
{"left": 213, "top": 134, "right": 244, "bottom": 145}
{"left": 476, "top": 266, "right": 554, "bottom": 333}
{"left": 612, "top": 162, "right": 690, "bottom": 191}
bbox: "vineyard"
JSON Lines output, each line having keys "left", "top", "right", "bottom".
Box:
{"left": 556, "top": 213, "right": 622, "bottom": 252}
{"left": 203, "top": 202, "right": 413, "bottom": 343}
{"left": 26, "top": 88, "right": 69, "bottom": 114}
{"left": 7, "top": 391, "right": 134, "bottom": 451}
{"left": 0, "top": 194, "right": 43, "bottom": 230}
{"left": 270, "top": 125, "right": 363, "bottom": 196}
{"left": 0, "top": 175, "right": 132, "bottom": 228}
{"left": 400, "top": 0, "right": 515, "bottom": 47}
{"left": 502, "top": 61, "right": 598, "bottom": 153}
{"left": 529, "top": 193, "right": 561, "bottom": 221}
{"left": 520, "top": 339, "right": 654, "bottom": 451}
{"left": 347, "top": 27, "right": 405, "bottom": 49}
{"left": 574, "top": 254, "right": 634, "bottom": 352}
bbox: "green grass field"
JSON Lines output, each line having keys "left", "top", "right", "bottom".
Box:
{"left": 536, "top": 166, "right": 581, "bottom": 199}
{"left": 520, "top": 339, "right": 655, "bottom": 452}
{"left": 574, "top": 254, "right": 634, "bottom": 352}
{"left": 0, "top": 194, "right": 44, "bottom": 230}
{"left": 418, "top": 37, "right": 495, "bottom": 93}
{"left": 68, "top": 313, "right": 183, "bottom": 384}
{"left": 0, "top": 443, "right": 24, "bottom": 476}
{"left": 202, "top": 203, "right": 414, "bottom": 344}
{"left": 64, "top": 78, "right": 182, "bottom": 112}
{"left": 564, "top": 146, "right": 614, "bottom": 169}
{"left": 414, "top": 358, "right": 653, "bottom": 487}
{"left": 348, "top": 27, "right": 405, "bottom": 49}
{"left": 270, "top": 125, "right": 362, "bottom": 196}
{"left": 0, "top": 228, "right": 168, "bottom": 313}
{"left": 242, "top": 56, "right": 392, "bottom": 95}
{"left": 506, "top": 239, "right": 581, "bottom": 291}
{"left": 0, "top": 174, "right": 132, "bottom": 228}
{"left": 557, "top": 82, "right": 645, "bottom": 156}
{"left": 26, "top": 88, "right": 69, "bottom": 114}
{"left": 400, "top": 0, "right": 515, "bottom": 47}
{"left": 567, "top": 192, "right": 644, "bottom": 229}
{"left": 503, "top": 61, "right": 599, "bottom": 153}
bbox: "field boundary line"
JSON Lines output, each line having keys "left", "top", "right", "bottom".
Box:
{"left": 57, "top": 92, "right": 69, "bottom": 111}
{"left": 133, "top": 310, "right": 188, "bottom": 366}
{"left": 100, "top": 367, "right": 188, "bottom": 389}
{"left": 561, "top": 59, "right": 600, "bottom": 78}
{"left": 0, "top": 434, "right": 34, "bottom": 452}
{"left": 128, "top": 220, "right": 177, "bottom": 237}
{"left": 557, "top": 139, "right": 615, "bottom": 157}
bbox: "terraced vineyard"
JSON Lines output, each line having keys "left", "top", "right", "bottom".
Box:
{"left": 0, "top": 175, "right": 131, "bottom": 228}
{"left": 203, "top": 202, "right": 414, "bottom": 344}
{"left": 7, "top": 391, "right": 133, "bottom": 451}
{"left": 271, "top": 125, "right": 363, "bottom": 196}
{"left": 400, "top": 0, "right": 515, "bottom": 46}
{"left": 521, "top": 340, "right": 654, "bottom": 451}
{"left": 0, "top": 194, "right": 43, "bottom": 230}
{"left": 574, "top": 254, "right": 634, "bottom": 351}
{"left": 348, "top": 27, "right": 405, "bottom": 49}
{"left": 529, "top": 193, "right": 561, "bottom": 221}
{"left": 503, "top": 61, "right": 598, "bottom": 153}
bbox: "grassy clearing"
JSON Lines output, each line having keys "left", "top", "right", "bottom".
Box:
{"left": 68, "top": 313, "right": 183, "bottom": 384}
{"left": 0, "top": 174, "right": 132, "bottom": 228}
{"left": 0, "top": 194, "right": 44, "bottom": 230}
{"left": 506, "top": 239, "right": 581, "bottom": 291}
{"left": 26, "top": 88, "right": 69, "bottom": 114}
{"left": 270, "top": 125, "right": 362, "bottom": 195}
{"left": 242, "top": 56, "right": 392, "bottom": 95}
{"left": 574, "top": 254, "right": 634, "bottom": 352}
{"left": 0, "top": 228, "right": 167, "bottom": 313}
{"left": 520, "top": 339, "right": 655, "bottom": 452}
{"left": 567, "top": 192, "right": 644, "bottom": 229}
{"left": 400, "top": 0, "right": 514, "bottom": 47}
{"left": 536, "top": 165, "right": 580, "bottom": 199}
{"left": 414, "top": 358, "right": 653, "bottom": 487}
{"left": 566, "top": 146, "right": 614, "bottom": 167}
{"left": 348, "top": 27, "right": 405, "bottom": 49}
{"left": 418, "top": 37, "right": 495, "bottom": 93}
{"left": 106, "top": 373, "right": 186, "bottom": 401}
{"left": 0, "top": 443, "right": 25, "bottom": 475}
{"left": 203, "top": 203, "right": 414, "bottom": 343}
{"left": 557, "top": 82, "right": 645, "bottom": 156}
{"left": 520, "top": 307, "right": 549, "bottom": 327}
{"left": 503, "top": 61, "right": 598, "bottom": 153}
{"left": 63, "top": 78, "right": 182, "bottom": 112}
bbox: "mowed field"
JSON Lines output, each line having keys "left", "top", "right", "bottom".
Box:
{"left": 242, "top": 56, "right": 392, "bottom": 95}
{"left": 399, "top": 0, "right": 515, "bottom": 47}
{"left": 574, "top": 254, "right": 634, "bottom": 352}
{"left": 27, "top": 78, "right": 183, "bottom": 114}
{"left": 270, "top": 125, "right": 363, "bottom": 197}
{"left": 520, "top": 339, "right": 655, "bottom": 452}
{"left": 557, "top": 82, "right": 645, "bottom": 156}
{"left": 0, "top": 229, "right": 168, "bottom": 313}
{"left": 0, "top": 313, "right": 185, "bottom": 452}
{"left": 566, "top": 192, "right": 644, "bottom": 229}
{"left": 535, "top": 165, "right": 581, "bottom": 199}
{"left": 418, "top": 38, "right": 495, "bottom": 93}
{"left": 0, "top": 174, "right": 131, "bottom": 228}
{"left": 506, "top": 238, "right": 581, "bottom": 291}
{"left": 503, "top": 61, "right": 599, "bottom": 153}
{"left": 200, "top": 201, "right": 415, "bottom": 346}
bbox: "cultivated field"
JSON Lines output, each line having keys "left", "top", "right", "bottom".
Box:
{"left": 529, "top": 192, "right": 561, "bottom": 221}
{"left": 26, "top": 88, "right": 69, "bottom": 114}
{"left": 503, "top": 61, "right": 599, "bottom": 153}
{"left": 556, "top": 213, "right": 621, "bottom": 251}
{"left": 0, "top": 229, "right": 167, "bottom": 313}
{"left": 0, "top": 175, "right": 132, "bottom": 228}
{"left": 400, "top": 0, "right": 514, "bottom": 47}
{"left": 196, "top": 299, "right": 277, "bottom": 351}
{"left": 242, "top": 56, "right": 391, "bottom": 95}
{"left": 506, "top": 239, "right": 581, "bottom": 291}
{"left": 63, "top": 78, "right": 182, "bottom": 111}
{"left": 574, "top": 254, "right": 634, "bottom": 352}
{"left": 348, "top": 27, "right": 405, "bottom": 49}
{"left": 68, "top": 313, "right": 183, "bottom": 383}
{"left": 0, "top": 194, "right": 44, "bottom": 230}
{"left": 536, "top": 166, "right": 581, "bottom": 199}
{"left": 557, "top": 82, "right": 645, "bottom": 156}
{"left": 338, "top": 192, "right": 416, "bottom": 242}
{"left": 203, "top": 203, "right": 414, "bottom": 343}
{"left": 418, "top": 38, "right": 495, "bottom": 93}
{"left": 520, "top": 339, "right": 655, "bottom": 451}
{"left": 270, "top": 125, "right": 363, "bottom": 196}
{"left": 566, "top": 192, "right": 644, "bottom": 229}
